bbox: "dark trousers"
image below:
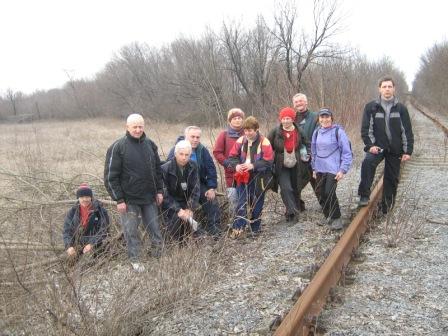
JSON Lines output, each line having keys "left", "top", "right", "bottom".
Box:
{"left": 163, "top": 205, "right": 190, "bottom": 242}
{"left": 278, "top": 167, "right": 300, "bottom": 216}
{"left": 358, "top": 151, "right": 401, "bottom": 212}
{"left": 315, "top": 173, "right": 341, "bottom": 219}
{"left": 233, "top": 179, "right": 265, "bottom": 232}
{"left": 199, "top": 184, "right": 221, "bottom": 236}
{"left": 297, "top": 160, "right": 320, "bottom": 205}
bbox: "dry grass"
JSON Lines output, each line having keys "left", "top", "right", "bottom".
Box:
{"left": 0, "top": 118, "right": 239, "bottom": 335}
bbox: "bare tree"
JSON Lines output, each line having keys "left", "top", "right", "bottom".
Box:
{"left": 271, "top": 0, "right": 345, "bottom": 92}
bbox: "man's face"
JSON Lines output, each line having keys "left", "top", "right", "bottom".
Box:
{"left": 126, "top": 121, "right": 144, "bottom": 139}
{"left": 293, "top": 96, "right": 308, "bottom": 113}
{"left": 175, "top": 148, "right": 191, "bottom": 167}
{"left": 78, "top": 196, "right": 92, "bottom": 207}
{"left": 379, "top": 81, "right": 395, "bottom": 100}
{"left": 244, "top": 128, "right": 257, "bottom": 141}
{"left": 186, "top": 129, "right": 201, "bottom": 148}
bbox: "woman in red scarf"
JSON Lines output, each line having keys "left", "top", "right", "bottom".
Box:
{"left": 268, "top": 107, "right": 305, "bottom": 223}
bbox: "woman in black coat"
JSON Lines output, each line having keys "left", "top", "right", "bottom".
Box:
{"left": 268, "top": 107, "right": 306, "bottom": 222}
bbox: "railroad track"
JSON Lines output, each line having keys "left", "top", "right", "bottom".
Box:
{"left": 1, "top": 101, "right": 446, "bottom": 333}
{"left": 274, "top": 100, "right": 448, "bottom": 336}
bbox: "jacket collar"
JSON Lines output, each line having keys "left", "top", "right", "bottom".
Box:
{"left": 126, "top": 131, "right": 147, "bottom": 143}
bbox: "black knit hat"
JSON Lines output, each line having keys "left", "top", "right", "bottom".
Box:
{"left": 76, "top": 183, "right": 93, "bottom": 198}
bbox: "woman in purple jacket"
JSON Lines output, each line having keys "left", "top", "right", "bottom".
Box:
{"left": 311, "top": 108, "right": 353, "bottom": 230}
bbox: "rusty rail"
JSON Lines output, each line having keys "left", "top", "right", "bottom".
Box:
{"left": 274, "top": 178, "right": 383, "bottom": 336}
{"left": 410, "top": 99, "right": 448, "bottom": 136}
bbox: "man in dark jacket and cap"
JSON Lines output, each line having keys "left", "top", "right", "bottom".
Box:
{"left": 63, "top": 183, "right": 109, "bottom": 261}
{"left": 104, "top": 114, "right": 163, "bottom": 272}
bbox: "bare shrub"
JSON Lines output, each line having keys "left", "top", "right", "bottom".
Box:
{"left": 383, "top": 178, "right": 426, "bottom": 248}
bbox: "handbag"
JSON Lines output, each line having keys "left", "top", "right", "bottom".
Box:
{"left": 283, "top": 150, "right": 297, "bottom": 168}
{"left": 282, "top": 127, "right": 297, "bottom": 168}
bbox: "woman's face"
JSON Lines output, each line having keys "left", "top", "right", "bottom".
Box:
{"left": 281, "top": 117, "right": 294, "bottom": 129}
{"left": 319, "top": 115, "right": 333, "bottom": 128}
{"left": 244, "top": 128, "right": 258, "bottom": 141}
{"left": 230, "top": 116, "right": 243, "bottom": 129}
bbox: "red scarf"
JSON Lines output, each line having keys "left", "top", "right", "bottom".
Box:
{"left": 79, "top": 204, "right": 92, "bottom": 229}
{"left": 282, "top": 128, "right": 297, "bottom": 153}
{"left": 234, "top": 170, "right": 250, "bottom": 186}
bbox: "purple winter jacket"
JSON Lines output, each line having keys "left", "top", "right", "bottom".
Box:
{"left": 311, "top": 124, "right": 352, "bottom": 175}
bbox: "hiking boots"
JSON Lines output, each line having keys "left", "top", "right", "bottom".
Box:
{"left": 329, "top": 218, "right": 343, "bottom": 230}
{"left": 358, "top": 196, "right": 369, "bottom": 207}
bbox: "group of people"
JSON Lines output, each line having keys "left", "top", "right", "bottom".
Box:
{"left": 63, "top": 76, "right": 413, "bottom": 272}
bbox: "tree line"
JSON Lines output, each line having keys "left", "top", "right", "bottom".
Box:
{"left": 412, "top": 40, "right": 448, "bottom": 116}
{"left": 0, "top": 0, "right": 408, "bottom": 128}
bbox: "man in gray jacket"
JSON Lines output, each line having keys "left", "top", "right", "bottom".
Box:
{"left": 104, "top": 114, "right": 163, "bottom": 272}
{"left": 358, "top": 76, "right": 414, "bottom": 213}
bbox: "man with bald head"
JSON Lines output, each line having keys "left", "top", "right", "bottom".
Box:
{"left": 104, "top": 113, "right": 163, "bottom": 272}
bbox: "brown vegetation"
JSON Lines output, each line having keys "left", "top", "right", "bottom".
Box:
{"left": 413, "top": 40, "right": 448, "bottom": 116}
{"left": 0, "top": 0, "right": 407, "bottom": 130}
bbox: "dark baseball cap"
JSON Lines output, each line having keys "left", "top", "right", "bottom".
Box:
{"left": 318, "top": 108, "right": 333, "bottom": 116}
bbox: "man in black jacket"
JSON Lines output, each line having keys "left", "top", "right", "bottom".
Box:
{"left": 161, "top": 140, "right": 200, "bottom": 242}
{"left": 167, "top": 126, "right": 221, "bottom": 237}
{"left": 104, "top": 114, "right": 163, "bottom": 272}
{"left": 358, "top": 76, "right": 414, "bottom": 213}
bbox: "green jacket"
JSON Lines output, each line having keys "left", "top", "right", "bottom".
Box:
{"left": 295, "top": 110, "right": 318, "bottom": 154}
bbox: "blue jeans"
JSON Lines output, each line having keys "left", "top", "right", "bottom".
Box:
{"left": 233, "top": 180, "right": 265, "bottom": 232}
{"left": 121, "top": 203, "right": 162, "bottom": 261}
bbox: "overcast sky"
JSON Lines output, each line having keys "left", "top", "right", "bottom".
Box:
{"left": 1, "top": 0, "right": 446, "bottom": 95}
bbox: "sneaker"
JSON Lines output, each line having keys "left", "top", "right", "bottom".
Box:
{"left": 329, "top": 218, "right": 343, "bottom": 230}
{"left": 358, "top": 196, "right": 369, "bottom": 207}
{"left": 131, "top": 262, "right": 145, "bottom": 273}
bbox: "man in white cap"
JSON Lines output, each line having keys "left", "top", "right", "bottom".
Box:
{"left": 104, "top": 113, "right": 163, "bottom": 272}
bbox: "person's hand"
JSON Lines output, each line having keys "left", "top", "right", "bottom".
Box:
{"left": 66, "top": 247, "right": 76, "bottom": 256}
{"left": 205, "top": 189, "right": 216, "bottom": 201}
{"left": 178, "top": 208, "right": 185, "bottom": 220}
{"left": 369, "top": 146, "right": 382, "bottom": 155}
{"left": 236, "top": 164, "right": 244, "bottom": 172}
{"left": 312, "top": 171, "right": 317, "bottom": 179}
{"left": 117, "top": 202, "right": 127, "bottom": 214}
{"left": 335, "top": 171, "right": 345, "bottom": 181}
{"left": 184, "top": 209, "right": 193, "bottom": 219}
{"left": 244, "top": 163, "right": 254, "bottom": 171}
{"left": 83, "top": 244, "right": 93, "bottom": 254}
{"left": 401, "top": 154, "right": 411, "bottom": 162}
{"left": 156, "top": 193, "right": 163, "bottom": 206}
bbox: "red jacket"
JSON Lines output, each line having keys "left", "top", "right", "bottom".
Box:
{"left": 213, "top": 127, "right": 244, "bottom": 187}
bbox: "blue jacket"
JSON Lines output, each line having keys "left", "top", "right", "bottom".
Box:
{"left": 311, "top": 124, "right": 352, "bottom": 175}
{"left": 167, "top": 136, "right": 218, "bottom": 189}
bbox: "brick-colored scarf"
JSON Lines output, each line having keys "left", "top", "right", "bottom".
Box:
{"left": 79, "top": 204, "right": 92, "bottom": 229}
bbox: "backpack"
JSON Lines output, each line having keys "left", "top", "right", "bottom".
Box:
{"left": 312, "top": 126, "right": 353, "bottom": 158}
